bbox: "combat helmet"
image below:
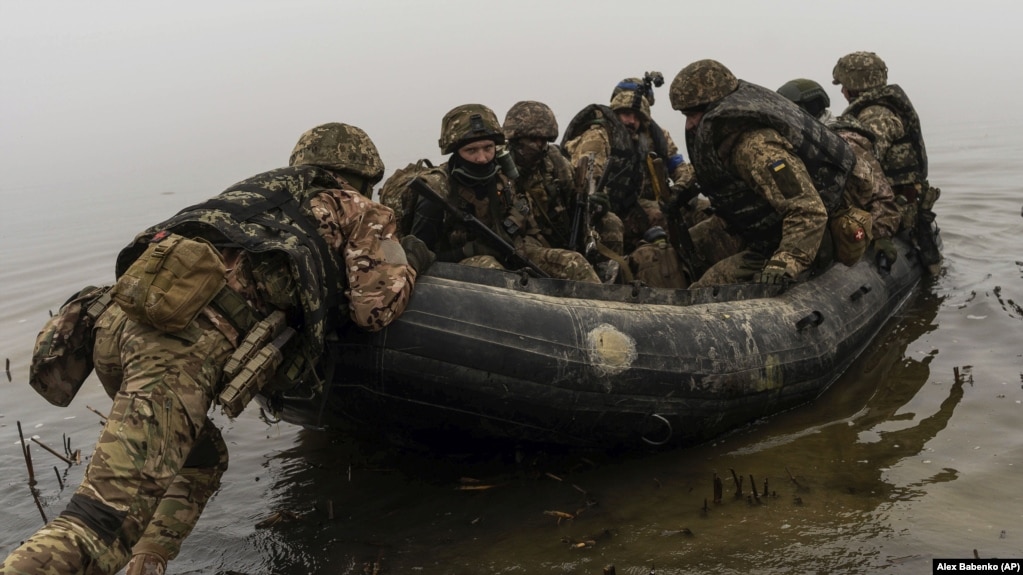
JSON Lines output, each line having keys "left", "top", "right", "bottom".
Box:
{"left": 439, "top": 104, "right": 505, "bottom": 155}
{"left": 610, "top": 77, "right": 652, "bottom": 122}
{"left": 503, "top": 101, "right": 559, "bottom": 142}
{"left": 289, "top": 122, "right": 385, "bottom": 184}
{"left": 777, "top": 78, "right": 831, "bottom": 118}
{"left": 669, "top": 59, "right": 739, "bottom": 113}
{"left": 832, "top": 51, "right": 888, "bottom": 92}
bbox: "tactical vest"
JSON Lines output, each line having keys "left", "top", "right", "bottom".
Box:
{"left": 114, "top": 165, "right": 347, "bottom": 373}
{"left": 562, "top": 104, "right": 645, "bottom": 214}
{"left": 689, "top": 81, "right": 856, "bottom": 243}
{"left": 518, "top": 145, "right": 576, "bottom": 247}
{"left": 843, "top": 84, "right": 928, "bottom": 186}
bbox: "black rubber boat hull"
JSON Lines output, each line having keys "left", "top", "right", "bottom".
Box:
{"left": 264, "top": 237, "right": 924, "bottom": 449}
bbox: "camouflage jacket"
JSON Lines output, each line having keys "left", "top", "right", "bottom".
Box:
{"left": 829, "top": 117, "right": 901, "bottom": 240}
{"left": 515, "top": 144, "right": 578, "bottom": 249}
{"left": 842, "top": 84, "right": 928, "bottom": 186}
{"left": 689, "top": 80, "right": 855, "bottom": 243}
{"left": 409, "top": 162, "right": 545, "bottom": 263}
{"left": 115, "top": 165, "right": 415, "bottom": 377}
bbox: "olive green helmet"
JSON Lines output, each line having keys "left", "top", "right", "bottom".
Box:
{"left": 503, "top": 100, "right": 559, "bottom": 142}
{"left": 438, "top": 104, "right": 505, "bottom": 155}
{"left": 777, "top": 78, "right": 831, "bottom": 117}
{"left": 609, "top": 78, "right": 652, "bottom": 122}
{"left": 832, "top": 51, "right": 888, "bottom": 92}
{"left": 289, "top": 122, "right": 385, "bottom": 184}
{"left": 669, "top": 59, "right": 739, "bottom": 112}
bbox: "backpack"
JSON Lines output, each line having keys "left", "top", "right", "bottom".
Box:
{"left": 378, "top": 159, "right": 441, "bottom": 236}
{"left": 30, "top": 285, "right": 114, "bottom": 407}
{"left": 627, "top": 241, "right": 688, "bottom": 289}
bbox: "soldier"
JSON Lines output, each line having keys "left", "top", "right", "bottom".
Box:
{"left": 502, "top": 100, "right": 626, "bottom": 279}
{"left": 668, "top": 59, "right": 857, "bottom": 287}
{"left": 2, "top": 123, "right": 423, "bottom": 575}
{"left": 778, "top": 78, "right": 902, "bottom": 266}
{"left": 409, "top": 103, "right": 600, "bottom": 283}
{"left": 562, "top": 75, "right": 693, "bottom": 253}
{"left": 831, "top": 51, "right": 941, "bottom": 274}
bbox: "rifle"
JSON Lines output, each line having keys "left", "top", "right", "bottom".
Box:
{"left": 409, "top": 177, "right": 550, "bottom": 278}
{"left": 646, "top": 152, "right": 700, "bottom": 283}
{"left": 569, "top": 152, "right": 597, "bottom": 255}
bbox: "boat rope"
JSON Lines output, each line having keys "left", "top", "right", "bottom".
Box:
{"left": 641, "top": 413, "right": 673, "bottom": 446}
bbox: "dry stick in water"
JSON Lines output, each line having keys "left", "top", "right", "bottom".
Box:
{"left": 30, "top": 483, "right": 48, "bottom": 524}
{"left": 17, "top": 421, "right": 36, "bottom": 485}
{"left": 749, "top": 474, "right": 760, "bottom": 502}
{"left": 53, "top": 466, "right": 64, "bottom": 490}
{"left": 730, "top": 468, "right": 742, "bottom": 498}
{"left": 712, "top": 473, "right": 723, "bottom": 504}
{"left": 31, "top": 437, "right": 75, "bottom": 466}
{"left": 86, "top": 405, "right": 108, "bottom": 423}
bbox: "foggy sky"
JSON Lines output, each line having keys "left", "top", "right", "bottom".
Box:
{"left": 1, "top": 0, "right": 1019, "bottom": 202}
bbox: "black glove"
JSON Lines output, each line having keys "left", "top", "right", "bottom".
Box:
{"left": 754, "top": 260, "right": 790, "bottom": 285}
{"left": 400, "top": 234, "right": 435, "bottom": 275}
{"left": 589, "top": 193, "right": 611, "bottom": 217}
{"left": 872, "top": 237, "right": 897, "bottom": 266}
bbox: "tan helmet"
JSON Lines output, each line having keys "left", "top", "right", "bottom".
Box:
{"left": 289, "top": 122, "right": 385, "bottom": 184}
{"left": 609, "top": 78, "right": 652, "bottom": 121}
{"left": 503, "top": 101, "right": 559, "bottom": 142}
{"left": 669, "top": 59, "right": 739, "bottom": 112}
{"left": 832, "top": 51, "right": 888, "bottom": 91}
{"left": 438, "top": 104, "right": 505, "bottom": 155}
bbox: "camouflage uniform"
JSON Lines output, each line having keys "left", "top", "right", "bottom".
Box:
{"left": 1, "top": 124, "right": 416, "bottom": 575}
{"left": 562, "top": 78, "right": 691, "bottom": 254}
{"left": 777, "top": 78, "right": 901, "bottom": 241}
{"left": 411, "top": 104, "right": 600, "bottom": 284}
{"left": 832, "top": 51, "right": 940, "bottom": 273}
{"left": 669, "top": 60, "right": 855, "bottom": 287}
{"left": 503, "top": 100, "right": 624, "bottom": 256}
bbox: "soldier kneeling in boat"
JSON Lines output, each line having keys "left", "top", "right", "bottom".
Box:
{"left": 666, "top": 59, "right": 857, "bottom": 288}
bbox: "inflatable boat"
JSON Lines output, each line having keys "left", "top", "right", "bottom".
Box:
{"left": 264, "top": 236, "right": 928, "bottom": 450}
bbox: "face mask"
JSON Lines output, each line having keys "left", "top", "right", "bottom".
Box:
{"left": 450, "top": 154, "right": 498, "bottom": 187}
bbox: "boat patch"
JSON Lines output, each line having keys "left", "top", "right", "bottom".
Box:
{"left": 586, "top": 323, "right": 637, "bottom": 384}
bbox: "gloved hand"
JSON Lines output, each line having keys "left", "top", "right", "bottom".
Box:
{"left": 755, "top": 260, "right": 790, "bottom": 285}
{"left": 400, "top": 234, "right": 435, "bottom": 275}
{"left": 589, "top": 193, "right": 611, "bottom": 217}
{"left": 872, "top": 237, "right": 897, "bottom": 266}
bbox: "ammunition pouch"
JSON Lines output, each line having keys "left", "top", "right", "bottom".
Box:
{"left": 30, "top": 286, "right": 115, "bottom": 407}
{"left": 112, "top": 233, "right": 226, "bottom": 333}
{"left": 219, "top": 309, "right": 295, "bottom": 418}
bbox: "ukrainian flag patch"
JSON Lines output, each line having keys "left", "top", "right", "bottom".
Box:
{"left": 770, "top": 160, "right": 787, "bottom": 172}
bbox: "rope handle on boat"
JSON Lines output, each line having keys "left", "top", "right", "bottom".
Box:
{"left": 641, "top": 413, "right": 673, "bottom": 446}
{"left": 849, "top": 284, "right": 872, "bottom": 302}
{"left": 795, "top": 310, "right": 824, "bottom": 331}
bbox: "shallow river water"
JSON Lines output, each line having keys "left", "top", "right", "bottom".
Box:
{"left": 1, "top": 117, "right": 1021, "bottom": 575}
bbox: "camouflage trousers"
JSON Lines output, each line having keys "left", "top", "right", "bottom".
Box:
{"left": 619, "top": 199, "right": 667, "bottom": 254}
{"left": 686, "top": 215, "right": 762, "bottom": 288}
{"left": 0, "top": 305, "right": 234, "bottom": 575}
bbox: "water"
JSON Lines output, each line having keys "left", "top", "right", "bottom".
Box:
{"left": 1, "top": 117, "right": 1021, "bottom": 574}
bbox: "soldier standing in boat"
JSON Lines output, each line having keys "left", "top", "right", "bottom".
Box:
{"left": 777, "top": 78, "right": 902, "bottom": 268}
{"left": 3, "top": 123, "right": 423, "bottom": 575}
{"left": 668, "top": 59, "right": 857, "bottom": 287}
{"left": 830, "top": 51, "right": 942, "bottom": 275}
{"left": 408, "top": 103, "right": 601, "bottom": 283}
